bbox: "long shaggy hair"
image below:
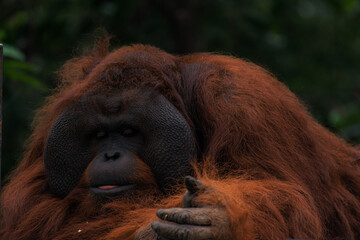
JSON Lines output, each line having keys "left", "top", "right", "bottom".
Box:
{"left": 1, "top": 39, "right": 360, "bottom": 240}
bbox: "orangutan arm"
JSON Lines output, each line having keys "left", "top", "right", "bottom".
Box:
{"left": 151, "top": 176, "right": 323, "bottom": 240}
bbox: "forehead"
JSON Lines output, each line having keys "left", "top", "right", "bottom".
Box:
{"left": 74, "top": 89, "right": 159, "bottom": 115}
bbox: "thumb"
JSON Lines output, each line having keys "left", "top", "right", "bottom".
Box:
{"left": 184, "top": 176, "right": 203, "bottom": 194}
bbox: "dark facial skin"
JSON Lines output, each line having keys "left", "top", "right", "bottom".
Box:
{"left": 44, "top": 90, "right": 196, "bottom": 198}
{"left": 87, "top": 124, "right": 145, "bottom": 196}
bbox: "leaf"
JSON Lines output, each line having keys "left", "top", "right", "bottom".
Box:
{"left": 4, "top": 60, "right": 45, "bottom": 89}
{"left": 3, "top": 44, "right": 25, "bottom": 61}
{"left": 5, "top": 69, "right": 45, "bottom": 88}
{"left": 4, "top": 60, "right": 36, "bottom": 72}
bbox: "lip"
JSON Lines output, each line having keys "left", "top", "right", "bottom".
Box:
{"left": 90, "top": 184, "right": 136, "bottom": 196}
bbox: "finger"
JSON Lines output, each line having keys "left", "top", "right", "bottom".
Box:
{"left": 156, "top": 208, "right": 211, "bottom": 226}
{"left": 184, "top": 176, "right": 203, "bottom": 193}
{"left": 151, "top": 221, "right": 214, "bottom": 240}
{"left": 182, "top": 191, "right": 194, "bottom": 208}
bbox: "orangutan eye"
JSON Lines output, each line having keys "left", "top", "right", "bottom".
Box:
{"left": 122, "top": 128, "right": 135, "bottom": 137}
{"left": 96, "top": 131, "right": 107, "bottom": 139}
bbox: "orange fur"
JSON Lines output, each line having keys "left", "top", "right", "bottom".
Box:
{"left": 1, "top": 40, "right": 360, "bottom": 239}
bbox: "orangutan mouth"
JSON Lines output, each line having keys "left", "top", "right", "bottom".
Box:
{"left": 90, "top": 184, "right": 136, "bottom": 196}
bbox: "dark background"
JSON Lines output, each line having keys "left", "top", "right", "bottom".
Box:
{"left": 1, "top": 0, "right": 359, "bottom": 182}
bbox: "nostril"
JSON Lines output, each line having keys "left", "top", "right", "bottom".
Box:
{"left": 104, "top": 152, "right": 121, "bottom": 160}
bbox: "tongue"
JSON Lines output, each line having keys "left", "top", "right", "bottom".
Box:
{"left": 98, "top": 185, "right": 119, "bottom": 190}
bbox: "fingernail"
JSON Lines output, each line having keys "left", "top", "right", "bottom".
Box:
{"left": 156, "top": 209, "right": 164, "bottom": 218}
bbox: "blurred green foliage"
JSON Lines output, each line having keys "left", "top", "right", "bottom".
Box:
{"left": 0, "top": 0, "right": 359, "bottom": 180}
{"left": 4, "top": 45, "right": 44, "bottom": 88}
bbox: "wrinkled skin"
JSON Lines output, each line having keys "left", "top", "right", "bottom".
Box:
{"left": 44, "top": 91, "right": 196, "bottom": 199}
{"left": 136, "top": 176, "right": 231, "bottom": 240}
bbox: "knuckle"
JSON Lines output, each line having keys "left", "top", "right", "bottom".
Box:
{"left": 177, "top": 228, "right": 191, "bottom": 240}
{"left": 180, "top": 211, "right": 191, "bottom": 223}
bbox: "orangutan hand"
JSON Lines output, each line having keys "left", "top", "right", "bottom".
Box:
{"left": 151, "top": 176, "right": 231, "bottom": 240}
